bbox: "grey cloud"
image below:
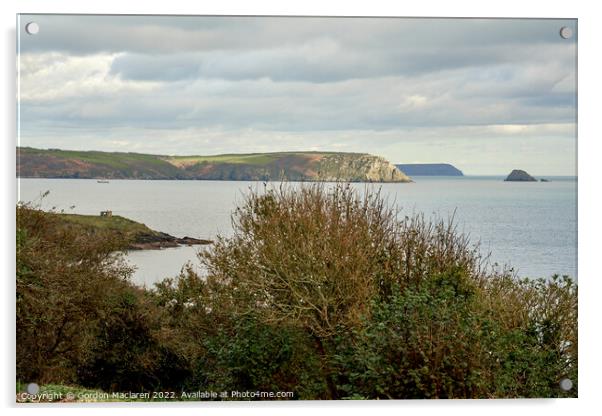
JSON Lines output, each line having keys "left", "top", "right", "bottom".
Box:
{"left": 17, "top": 15, "right": 577, "bottom": 175}
{"left": 107, "top": 42, "right": 574, "bottom": 84}
{"left": 19, "top": 70, "right": 576, "bottom": 134}
{"left": 19, "top": 15, "right": 576, "bottom": 55}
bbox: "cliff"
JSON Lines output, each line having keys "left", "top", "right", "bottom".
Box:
{"left": 504, "top": 169, "right": 537, "bottom": 182}
{"left": 17, "top": 147, "right": 411, "bottom": 183}
{"left": 395, "top": 163, "right": 463, "bottom": 176}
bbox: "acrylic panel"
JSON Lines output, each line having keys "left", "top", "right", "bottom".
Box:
{"left": 16, "top": 15, "right": 577, "bottom": 402}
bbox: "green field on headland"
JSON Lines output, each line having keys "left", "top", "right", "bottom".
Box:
{"left": 17, "top": 147, "right": 411, "bottom": 182}
{"left": 52, "top": 212, "right": 210, "bottom": 250}
{"left": 57, "top": 212, "right": 159, "bottom": 236}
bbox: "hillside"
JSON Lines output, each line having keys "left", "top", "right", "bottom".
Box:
{"left": 395, "top": 163, "right": 463, "bottom": 176}
{"left": 55, "top": 212, "right": 212, "bottom": 250}
{"left": 17, "top": 147, "right": 411, "bottom": 183}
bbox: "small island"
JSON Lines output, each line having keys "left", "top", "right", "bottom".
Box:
{"left": 504, "top": 169, "right": 537, "bottom": 182}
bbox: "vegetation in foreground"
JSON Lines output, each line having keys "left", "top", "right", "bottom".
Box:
{"left": 16, "top": 184, "right": 577, "bottom": 400}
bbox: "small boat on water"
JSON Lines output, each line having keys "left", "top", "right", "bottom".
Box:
{"left": 97, "top": 180, "right": 110, "bottom": 183}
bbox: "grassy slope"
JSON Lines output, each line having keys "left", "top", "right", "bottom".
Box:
{"left": 166, "top": 153, "right": 280, "bottom": 166}
{"left": 17, "top": 147, "right": 183, "bottom": 179}
{"left": 164, "top": 151, "right": 364, "bottom": 166}
{"left": 23, "top": 147, "right": 169, "bottom": 169}
{"left": 56, "top": 213, "right": 162, "bottom": 240}
{"left": 17, "top": 147, "right": 407, "bottom": 181}
{"left": 23, "top": 148, "right": 362, "bottom": 167}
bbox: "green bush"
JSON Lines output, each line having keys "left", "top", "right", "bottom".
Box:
{"left": 197, "top": 183, "right": 577, "bottom": 399}
{"left": 76, "top": 286, "right": 192, "bottom": 393}
{"left": 16, "top": 203, "right": 132, "bottom": 384}
{"left": 333, "top": 276, "right": 487, "bottom": 399}
{"left": 151, "top": 267, "right": 327, "bottom": 399}
{"left": 16, "top": 203, "right": 189, "bottom": 393}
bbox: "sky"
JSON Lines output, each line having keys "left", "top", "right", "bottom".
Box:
{"left": 17, "top": 15, "right": 577, "bottom": 175}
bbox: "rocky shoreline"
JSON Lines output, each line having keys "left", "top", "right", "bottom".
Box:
{"left": 128, "top": 232, "right": 213, "bottom": 250}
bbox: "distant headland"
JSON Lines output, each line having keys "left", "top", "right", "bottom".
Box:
{"left": 395, "top": 163, "right": 463, "bottom": 176}
{"left": 16, "top": 147, "right": 411, "bottom": 183}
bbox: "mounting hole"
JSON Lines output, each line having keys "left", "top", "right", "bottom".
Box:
{"left": 559, "top": 26, "right": 573, "bottom": 40}
{"left": 25, "top": 22, "right": 39, "bottom": 35}
{"left": 26, "top": 383, "right": 40, "bottom": 395}
{"left": 559, "top": 378, "right": 573, "bottom": 391}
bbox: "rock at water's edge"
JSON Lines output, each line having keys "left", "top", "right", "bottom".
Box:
{"left": 504, "top": 169, "right": 537, "bottom": 182}
{"left": 128, "top": 233, "right": 213, "bottom": 250}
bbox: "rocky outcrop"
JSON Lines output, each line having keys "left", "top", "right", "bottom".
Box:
{"left": 504, "top": 169, "right": 537, "bottom": 182}
{"left": 316, "top": 154, "right": 411, "bottom": 182}
{"left": 128, "top": 233, "right": 213, "bottom": 250}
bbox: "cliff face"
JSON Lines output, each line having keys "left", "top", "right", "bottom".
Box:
{"left": 316, "top": 154, "right": 410, "bottom": 182}
{"left": 17, "top": 147, "right": 412, "bottom": 183}
{"left": 504, "top": 169, "right": 537, "bottom": 182}
{"left": 395, "top": 163, "right": 463, "bottom": 176}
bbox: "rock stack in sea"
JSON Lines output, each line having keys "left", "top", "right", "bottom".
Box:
{"left": 504, "top": 169, "right": 537, "bottom": 182}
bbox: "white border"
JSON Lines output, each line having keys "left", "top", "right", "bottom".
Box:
{"left": 3, "top": 1, "right": 601, "bottom": 416}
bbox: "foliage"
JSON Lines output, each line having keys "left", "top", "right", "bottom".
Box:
{"left": 16, "top": 202, "right": 132, "bottom": 383}
{"left": 198, "top": 183, "right": 577, "bottom": 399}
{"left": 333, "top": 275, "right": 577, "bottom": 398}
{"left": 16, "top": 202, "right": 186, "bottom": 392}
{"left": 15, "top": 183, "right": 577, "bottom": 400}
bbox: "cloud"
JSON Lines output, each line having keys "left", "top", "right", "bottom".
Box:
{"left": 17, "top": 15, "right": 577, "bottom": 174}
{"left": 19, "top": 15, "right": 576, "bottom": 55}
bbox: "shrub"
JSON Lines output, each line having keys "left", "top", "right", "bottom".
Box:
{"left": 333, "top": 278, "right": 488, "bottom": 399}
{"left": 16, "top": 183, "right": 577, "bottom": 399}
{"left": 152, "top": 266, "right": 327, "bottom": 399}
{"left": 198, "top": 183, "right": 577, "bottom": 399}
{"left": 479, "top": 275, "right": 578, "bottom": 397}
{"left": 16, "top": 203, "right": 189, "bottom": 392}
{"left": 16, "top": 203, "right": 132, "bottom": 384}
{"left": 76, "top": 285, "right": 191, "bottom": 393}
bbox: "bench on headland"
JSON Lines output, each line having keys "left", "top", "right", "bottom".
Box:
{"left": 100, "top": 210, "right": 113, "bottom": 217}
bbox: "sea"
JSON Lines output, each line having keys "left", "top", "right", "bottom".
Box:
{"left": 17, "top": 177, "right": 578, "bottom": 288}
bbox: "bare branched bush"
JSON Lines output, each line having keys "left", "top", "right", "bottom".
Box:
{"left": 198, "top": 182, "right": 577, "bottom": 398}
{"left": 202, "top": 183, "right": 486, "bottom": 336}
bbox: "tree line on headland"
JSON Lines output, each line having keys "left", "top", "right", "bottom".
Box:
{"left": 16, "top": 183, "right": 577, "bottom": 400}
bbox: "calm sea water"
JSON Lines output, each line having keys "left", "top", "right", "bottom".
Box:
{"left": 17, "top": 177, "right": 577, "bottom": 287}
